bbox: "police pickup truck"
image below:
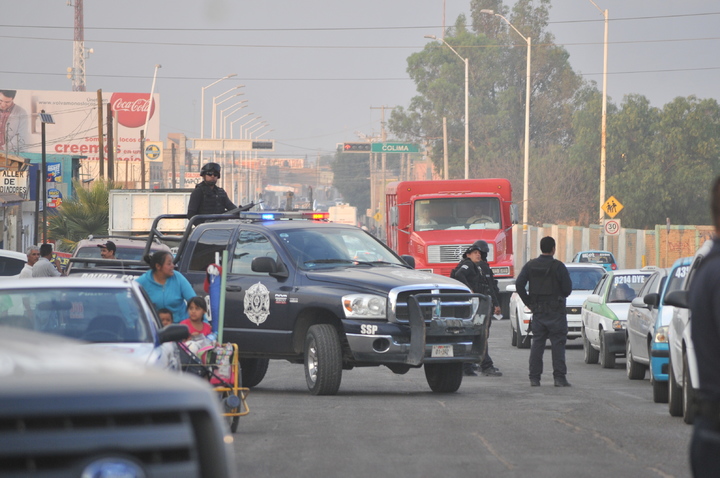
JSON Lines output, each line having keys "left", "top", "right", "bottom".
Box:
{"left": 68, "top": 210, "right": 492, "bottom": 395}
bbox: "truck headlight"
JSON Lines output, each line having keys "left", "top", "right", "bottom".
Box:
{"left": 654, "top": 326, "right": 669, "bottom": 344}
{"left": 342, "top": 294, "right": 387, "bottom": 319}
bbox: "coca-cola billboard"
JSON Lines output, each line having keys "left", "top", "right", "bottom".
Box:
{"left": 110, "top": 92, "right": 156, "bottom": 128}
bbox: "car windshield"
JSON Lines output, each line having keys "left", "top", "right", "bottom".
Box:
{"left": 277, "top": 228, "right": 407, "bottom": 270}
{"left": 414, "top": 197, "right": 501, "bottom": 231}
{"left": 76, "top": 246, "right": 147, "bottom": 261}
{"left": 608, "top": 274, "right": 649, "bottom": 303}
{"left": 577, "top": 252, "right": 615, "bottom": 264}
{"left": 665, "top": 263, "right": 690, "bottom": 298}
{"left": 568, "top": 268, "right": 604, "bottom": 290}
{"left": 0, "top": 287, "right": 152, "bottom": 343}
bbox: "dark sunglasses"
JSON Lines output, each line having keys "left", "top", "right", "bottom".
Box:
{"left": 204, "top": 172, "right": 219, "bottom": 177}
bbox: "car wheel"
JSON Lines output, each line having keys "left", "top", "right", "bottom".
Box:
{"left": 424, "top": 362, "right": 463, "bottom": 393}
{"left": 599, "top": 331, "right": 615, "bottom": 369}
{"left": 625, "top": 339, "right": 646, "bottom": 380}
{"left": 682, "top": 352, "right": 697, "bottom": 425}
{"left": 240, "top": 358, "right": 269, "bottom": 388}
{"left": 304, "top": 324, "right": 343, "bottom": 396}
{"left": 668, "top": 359, "right": 683, "bottom": 417}
{"left": 511, "top": 321, "right": 518, "bottom": 347}
{"left": 219, "top": 390, "right": 240, "bottom": 433}
{"left": 583, "top": 327, "right": 599, "bottom": 364}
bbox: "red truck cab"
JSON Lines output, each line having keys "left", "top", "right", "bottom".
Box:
{"left": 386, "top": 179, "right": 518, "bottom": 314}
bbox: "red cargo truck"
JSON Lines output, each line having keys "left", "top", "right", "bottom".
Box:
{"left": 385, "top": 179, "right": 518, "bottom": 316}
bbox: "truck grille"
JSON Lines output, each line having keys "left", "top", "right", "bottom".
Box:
{"left": 389, "top": 285, "right": 476, "bottom": 323}
{"left": 427, "top": 244, "right": 495, "bottom": 263}
{"left": 0, "top": 410, "right": 206, "bottom": 476}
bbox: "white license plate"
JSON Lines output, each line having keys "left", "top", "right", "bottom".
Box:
{"left": 431, "top": 345, "right": 453, "bottom": 357}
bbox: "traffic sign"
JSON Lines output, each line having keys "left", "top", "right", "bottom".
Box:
{"left": 371, "top": 142, "right": 421, "bottom": 153}
{"left": 604, "top": 219, "right": 621, "bottom": 236}
{"left": 144, "top": 142, "right": 163, "bottom": 162}
{"left": 373, "top": 211, "right": 383, "bottom": 222}
{"left": 602, "top": 195, "right": 624, "bottom": 218}
{"left": 343, "top": 143, "right": 371, "bottom": 152}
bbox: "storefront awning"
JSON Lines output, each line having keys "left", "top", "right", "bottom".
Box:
{"left": 0, "top": 192, "right": 25, "bottom": 206}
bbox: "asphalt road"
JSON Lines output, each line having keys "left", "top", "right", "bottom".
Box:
{"left": 231, "top": 320, "right": 692, "bottom": 478}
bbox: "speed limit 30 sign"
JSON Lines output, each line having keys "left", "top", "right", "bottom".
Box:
{"left": 604, "top": 219, "right": 621, "bottom": 236}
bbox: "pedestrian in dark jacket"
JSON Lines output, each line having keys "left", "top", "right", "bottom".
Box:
{"left": 187, "top": 162, "right": 236, "bottom": 219}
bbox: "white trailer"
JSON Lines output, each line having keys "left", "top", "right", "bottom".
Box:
{"left": 109, "top": 189, "right": 192, "bottom": 236}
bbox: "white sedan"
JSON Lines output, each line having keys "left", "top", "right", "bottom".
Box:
{"left": 0, "top": 277, "right": 188, "bottom": 370}
{"left": 508, "top": 263, "right": 605, "bottom": 349}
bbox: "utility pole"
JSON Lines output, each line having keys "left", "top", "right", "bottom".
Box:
{"left": 97, "top": 89, "right": 104, "bottom": 179}
{"left": 106, "top": 102, "right": 114, "bottom": 181}
{"left": 370, "top": 105, "right": 397, "bottom": 236}
{"left": 140, "top": 129, "right": 145, "bottom": 189}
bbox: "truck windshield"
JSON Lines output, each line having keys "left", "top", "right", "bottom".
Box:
{"left": 277, "top": 228, "right": 407, "bottom": 270}
{"left": 414, "top": 198, "right": 501, "bottom": 231}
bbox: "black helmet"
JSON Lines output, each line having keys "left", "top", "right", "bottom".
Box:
{"left": 200, "top": 162, "right": 221, "bottom": 178}
{"left": 473, "top": 240, "right": 490, "bottom": 253}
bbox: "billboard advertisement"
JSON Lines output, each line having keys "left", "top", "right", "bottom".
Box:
{"left": 0, "top": 89, "right": 159, "bottom": 182}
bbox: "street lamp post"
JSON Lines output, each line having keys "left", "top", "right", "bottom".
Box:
{"left": 246, "top": 123, "right": 270, "bottom": 206}
{"left": 424, "top": 35, "right": 469, "bottom": 180}
{"left": 481, "top": 9, "right": 531, "bottom": 264}
{"left": 200, "top": 73, "right": 236, "bottom": 161}
{"left": 211, "top": 87, "right": 244, "bottom": 139}
{"left": 589, "top": 0, "right": 609, "bottom": 249}
{"left": 220, "top": 101, "right": 248, "bottom": 139}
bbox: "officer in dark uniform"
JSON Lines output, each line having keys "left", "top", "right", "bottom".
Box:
{"left": 515, "top": 236, "right": 572, "bottom": 387}
{"left": 453, "top": 241, "right": 502, "bottom": 377}
{"left": 187, "top": 162, "right": 237, "bottom": 219}
{"left": 689, "top": 176, "right": 720, "bottom": 476}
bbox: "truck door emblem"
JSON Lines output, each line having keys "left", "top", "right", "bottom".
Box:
{"left": 244, "top": 282, "right": 271, "bottom": 326}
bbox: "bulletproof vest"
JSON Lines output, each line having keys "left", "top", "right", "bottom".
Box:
{"left": 197, "top": 183, "right": 229, "bottom": 215}
{"left": 528, "top": 258, "right": 561, "bottom": 299}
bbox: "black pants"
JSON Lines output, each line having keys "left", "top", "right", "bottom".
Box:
{"left": 691, "top": 416, "right": 720, "bottom": 477}
{"left": 528, "top": 311, "right": 567, "bottom": 381}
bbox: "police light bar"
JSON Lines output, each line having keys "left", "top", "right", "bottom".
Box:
{"left": 302, "top": 212, "right": 329, "bottom": 220}
{"left": 239, "top": 211, "right": 329, "bottom": 221}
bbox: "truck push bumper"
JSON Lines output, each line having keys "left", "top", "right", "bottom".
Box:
{"left": 345, "top": 293, "right": 491, "bottom": 366}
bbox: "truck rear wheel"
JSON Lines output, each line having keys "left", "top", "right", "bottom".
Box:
{"left": 424, "top": 363, "right": 463, "bottom": 393}
{"left": 304, "top": 324, "right": 342, "bottom": 395}
{"left": 240, "top": 358, "right": 269, "bottom": 388}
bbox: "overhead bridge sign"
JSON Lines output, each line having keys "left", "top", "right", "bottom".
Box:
{"left": 371, "top": 143, "right": 421, "bottom": 153}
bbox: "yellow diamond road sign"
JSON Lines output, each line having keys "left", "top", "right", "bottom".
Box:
{"left": 602, "top": 196, "right": 623, "bottom": 218}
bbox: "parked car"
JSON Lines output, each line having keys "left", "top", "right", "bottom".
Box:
{"left": 572, "top": 250, "right": 617, "bottom": 271}
{"left": 581, "top": 267, "right": 656, "bottom": 368}
{"left": 625, "top": 258, "right": 691, "bottom": 403}
{"left": 0, "top": 326, "right": 237, "bottom": 477}
{"left": 665, "top": 240, "right": 713, "bottom": 424}
{"left": 508, "top": 263, "right": 605, "bottom": 349}
{"left": 0, "top": 277, "right": 188, "bottom": 370}
{"left": 0, "top": 248, "right": 26, "bottom": 280}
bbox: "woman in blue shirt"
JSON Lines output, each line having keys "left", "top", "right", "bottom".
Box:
{"left": 136, "top": 251, "right": 196, "bottom": 323}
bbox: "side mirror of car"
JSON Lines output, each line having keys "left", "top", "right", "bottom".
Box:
{"left": 664, "top": 290, "right": 688, "bottom": 309}
{"left": 401, "top": 255, "right": 415, "bottom": 269}
{"left": 643, "top": 292, "right": 659, "bottom": 308}
{"left": 585, "top": 294, "right": 601, "bottom": 304}
{"left": 252, "top": 256, "right": 290, "bottom": 279}
{"left": 159, "top": 324, "right": 190, "bottom": 343}
{"left": 632, "top": 296, "right": 648, "bottom": 309}
{"left": 506, "top": 284, "right": 517, "bottom": 292}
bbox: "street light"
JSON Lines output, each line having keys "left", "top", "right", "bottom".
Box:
{"left": 588, "top": 0, "right": 609, "bottom": 248}
{"left": 143, "top": 64, "right": 161, "bottom": 139}
{"left": 200, "top": 74, "right": 236, "bottom": 161}
{"left": 211, "top": 87, "right": 244, "bottom": 139}
{"left": 424, "top": 34, "right": 469, "bottom": 180}
{"left": 219, "top": 101, "right": 248, "bottom": 138}
{"left": 481, "top": 9, "right": 531, "bottom": 264}
{"left": 230, "top": 113, "right": 254, "bottom": 139}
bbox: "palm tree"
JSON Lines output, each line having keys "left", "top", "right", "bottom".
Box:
{"left": 48, "top": 179, "right": 119, "bottom": 252}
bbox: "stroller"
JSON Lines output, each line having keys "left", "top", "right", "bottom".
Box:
{"left": 178, "top": 338, "right": 249, "bottom": 433}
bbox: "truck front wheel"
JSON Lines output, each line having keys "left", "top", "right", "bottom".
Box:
{"left": 424, "top": 363, "right": 463, "bottom": 393}
{"left": 240, "top": 358, "right": 269, "bottom": 388}
{"left": 304, "top": 324, "right": 343, "bottom": 395}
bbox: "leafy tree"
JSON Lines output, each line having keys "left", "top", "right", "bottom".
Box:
{"left": 48, "top": 179, "right": 118, "bottom": 252}
{"left": 331, "top": 151, "right": 371, "bottom": 213}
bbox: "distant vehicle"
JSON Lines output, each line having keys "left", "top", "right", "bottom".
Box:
{"left": 0, "top": 327, "right": 237, "bottom": 478}
{"left": 581, "top": 267, "right": 656, "bottom": 368}
{"left": 625, "top": 258, "right": 690, "bottom": 403}
{"left": 0, "top": 249, "right": 27, "bottom": 279}
{"left": 572, "top": 250, "right": 617, "bottom": 271}
{"left": 665, "top": 240, "right": 713, "bottom": 424}
{"left": 508, "top": 263, "right": 605, "bottom": 349}
{"left": 0, "top": 277, "right": 188, "bottom": 370}
{"left": 67, "top": 236, "right": 172, "bottom": 275}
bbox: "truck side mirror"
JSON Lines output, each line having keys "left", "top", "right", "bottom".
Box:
{"left": 510, "top": 204, "right": 519, "bottom": 225}
{"left": 252, "top": 257, "right": 289, "bottom": 279}
{"left": 390, "top": 206, "right": 399, "bottom": 227}
{"left": 401, "top": 254, "right": 415, "bottom": 269}
{"left": 664, "top": 290, "right": 688, "bottom": 309}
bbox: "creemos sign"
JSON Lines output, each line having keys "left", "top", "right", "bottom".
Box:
{"left": 110, "top": 93, "right": 156, "bottom": 128}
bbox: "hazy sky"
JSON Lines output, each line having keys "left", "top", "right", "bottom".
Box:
{"left": 4, "top": 1, "right": 719, "bottom": 159}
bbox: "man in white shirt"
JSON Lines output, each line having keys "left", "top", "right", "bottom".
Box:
{"left": 19, "top": 245, "right": 40, "bottom": 279}
{"left": 32, "top": 244, "right": 63, "bottom": 278}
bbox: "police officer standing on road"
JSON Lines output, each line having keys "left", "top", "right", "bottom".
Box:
{"left": 454, "top": 241, "right": 502, "bottom": 377}
{"left": 689, "top": 176, "right": 720, "bottom": 476}
{"left": 187, "top": 162, "right": 236, "bottom": 219}
{"left": 515, "top": 236, "right": 572, "bottom": 387}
